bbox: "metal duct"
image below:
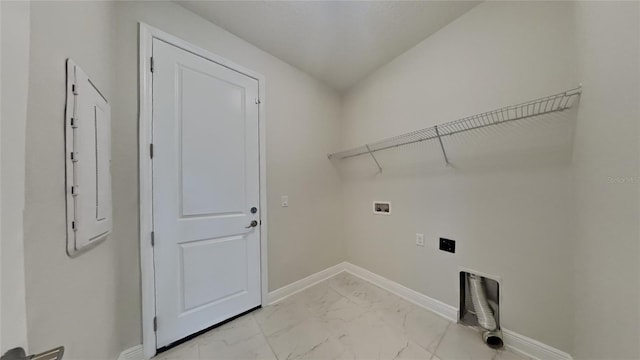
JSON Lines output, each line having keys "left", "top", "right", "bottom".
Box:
{"left": 483, "top": 330, "right": 504, "bottom": 349}
{"left": 468, "top": 274, "right": 497, "bottom": 331}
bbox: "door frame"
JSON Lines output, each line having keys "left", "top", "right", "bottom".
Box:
{"left": 138, "top": 23, "right": 268, "bottom": 359}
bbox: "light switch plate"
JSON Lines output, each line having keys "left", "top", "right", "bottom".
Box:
{"left": 281, "top": 195, "right": 289, "bottom": 207}
{"left": 416, "top": 233, "right": 425, "bottom": 247}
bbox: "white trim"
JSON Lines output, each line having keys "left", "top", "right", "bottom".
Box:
{"left": 343, "top": 263, "right": 459, "bottom": 321}
{"left": 267, "top": 262, "right": 347, "bottom": 304}
{"left": 138, "top": 23, "right": 155, "bottom": 360}
{"left": 118, "top": 346, "right": 145, "bottom": 360}
{"left": 503, "top": 329, "right": 572, "bottom": 360}
{"left": 138, "top": 23, "right": 268, "bottom": 360}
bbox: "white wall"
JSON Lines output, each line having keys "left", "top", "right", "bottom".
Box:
{"left": 113, "top": 1, "right": 344, "bottom": 351}
{"left": 572, "top": 2, "right": 640, "bottom": 359}
{"left": 340, "top": 1, "right": 579, "bottom": 352}
{"left": 0, "top": 0, "right": 30, "bottom": 353}
{"left": 23, "top": 2, "right": 120, "bottom": 359}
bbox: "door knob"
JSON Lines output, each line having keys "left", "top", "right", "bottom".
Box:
{"left": 245, "top": 220, "right": 258, "bottom": 228}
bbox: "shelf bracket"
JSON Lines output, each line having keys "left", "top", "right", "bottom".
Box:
{"left": 434, "top": 125, "right": 450, "bottom": 166}
{"left": 365, "top": 144, "right": 383, "bottom": 173}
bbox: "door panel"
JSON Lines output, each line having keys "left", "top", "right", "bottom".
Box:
{"left": 180, "top": 236, "right": 248, "bottom": 311}
{"left": 74, "top": 69, "right": 112, "bottom": 249}
{"left": 178, "top": 65, "right": 246, "bottom": 217}
{"left": 152, "top": 39, "right": 261, "bottom": 347}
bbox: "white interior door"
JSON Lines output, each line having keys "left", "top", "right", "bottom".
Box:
{"left": 152, "top": 39, "right": 261, "bottom": 348}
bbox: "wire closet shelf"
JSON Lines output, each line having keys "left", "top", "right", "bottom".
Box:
{"left": 328, "top": 87, "right": 582, "bottom": 170}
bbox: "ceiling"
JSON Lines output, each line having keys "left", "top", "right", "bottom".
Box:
{"left": 176, "top": 1, "right": 480, "bottom": 91}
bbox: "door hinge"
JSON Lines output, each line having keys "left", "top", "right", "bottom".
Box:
{"left": 151, "top": 231, "right": 155, "bottom": 247}
{"left": 153, "top": 317, "right": 157, "bottom": 332}
{"left": 150, "top": 57, "right": 154, "bottom": 73}
{"left": 150, "top": 143, "right": 154, "bottom": 159}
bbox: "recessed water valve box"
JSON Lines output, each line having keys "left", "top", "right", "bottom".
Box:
{"left": 373, "top": 201, "right": 391, "bottom": 215}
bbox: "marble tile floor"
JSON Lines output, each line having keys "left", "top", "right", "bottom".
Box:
{"left": 154, "top": 272, "right": 529, "bottom": 360}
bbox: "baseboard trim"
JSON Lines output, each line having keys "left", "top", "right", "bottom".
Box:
{"left": 266, "top": 262, "right": 347, "bottom": 304}
{"left": 343, "top": 262, "right": 459, "bottom": 322}
{"left": 503, "top": 329, "right": 572, "bottom": 360}
{"left": 117, "top": 345, "right": 144, "bottom": 360}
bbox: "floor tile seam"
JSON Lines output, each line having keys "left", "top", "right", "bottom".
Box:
{"left": 431, "top": 321, "right": 452, "bottom": 359}
{"left": 253, "top": 314, "right": 283, "bottom": 360}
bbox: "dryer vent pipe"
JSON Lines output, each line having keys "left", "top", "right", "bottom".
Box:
{"left": 468, "top": 274, "right": 504, "bottom": 349}
{"left": 468, "top": 274, "right": 497, "bottom": 331}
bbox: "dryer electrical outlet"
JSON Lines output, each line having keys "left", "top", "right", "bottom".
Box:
{"left": 439, "top": 238, "right": 456, "bottom": 253}
{"left": 65, "top": 59, "right": 112, "bottom": 256}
